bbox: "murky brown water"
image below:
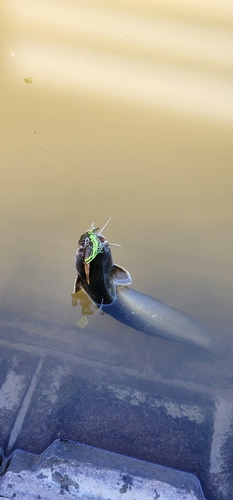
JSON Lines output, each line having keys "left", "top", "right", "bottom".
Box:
{"left": 1, "top": 2, "right": 233, "bottom": 499}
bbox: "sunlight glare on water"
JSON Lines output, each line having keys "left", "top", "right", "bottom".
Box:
{"left": 3, "top": 0, "right": 233, "bottom": 123}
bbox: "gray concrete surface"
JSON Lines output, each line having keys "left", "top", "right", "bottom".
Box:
{"left": 0, "top": 439, "right": 206, "bottom": 500}
{"left": 0, "top": 311, "right": 233, "bottom": 500}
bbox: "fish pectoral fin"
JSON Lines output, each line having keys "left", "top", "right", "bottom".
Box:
{"left": 111, "top": 264, "right": 132, "bottom": 286}
{"left": 73, "top": 275, "right": 83, "bottom": 294}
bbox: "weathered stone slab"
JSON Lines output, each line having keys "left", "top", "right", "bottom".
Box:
{"left": 0, "top": 312, "right": 233, "bottom": 500}
{"left": 0, "top": 439, "right": 206, "bottom": 500}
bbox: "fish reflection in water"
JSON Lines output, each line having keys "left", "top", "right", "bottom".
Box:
{"left": 72, "top": 221, "right": 216, "bottom": 351}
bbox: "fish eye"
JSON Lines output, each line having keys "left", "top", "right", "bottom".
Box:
{"left": 99, "top": 235, "right": 107, "bottom": 244}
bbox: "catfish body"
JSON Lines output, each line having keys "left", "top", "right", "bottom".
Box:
{"left": 102, "top": 287, "right": 211, "bottom": 349}
{"left": 74, "top": 226, "right": 211, "bottom": 349}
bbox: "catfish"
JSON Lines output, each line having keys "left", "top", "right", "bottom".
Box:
{"left": 74, "top": 222, "right": 212, "bottom": 350}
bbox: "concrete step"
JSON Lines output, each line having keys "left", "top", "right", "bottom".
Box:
{"left": 0, "top": 439, "right": 206, "bottom": 500}
{"left": 0, "top": 312, "right": 232, "bottom": 500}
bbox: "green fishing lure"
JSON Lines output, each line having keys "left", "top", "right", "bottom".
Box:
{"left": 84, "top": 229, "right": 103, "bottom": 264}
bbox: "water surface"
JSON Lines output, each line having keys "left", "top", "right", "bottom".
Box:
{"left": 1, "top": 2, "right": 233, "bottom": 499}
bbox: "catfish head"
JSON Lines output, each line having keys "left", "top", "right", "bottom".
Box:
{"left": 74, "top": 223, "right": 131, "bottom": 305}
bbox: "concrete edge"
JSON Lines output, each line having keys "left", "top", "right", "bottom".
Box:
{"left": 0, "top": 439, "right": 206, "bottom": 499}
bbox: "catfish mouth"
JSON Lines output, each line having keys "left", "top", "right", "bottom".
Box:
{"left": 74, "top": 222, "right": 132, "bottom": 304}
{"left": 78, "top": 231, "right": 109, "bottom": 285}
{"left": 78, "top": 232, "right": 108, "bottom": 263}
